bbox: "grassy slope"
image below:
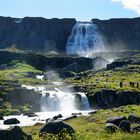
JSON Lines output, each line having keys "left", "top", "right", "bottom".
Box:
{"left": 65, "top": 57, "right": 140, "bottom": 94}
{"left": 23, "top": 105, "right": 140, "bottom": 140}
{"left": 0, "top": 51, "right": 140, "bottom": 139}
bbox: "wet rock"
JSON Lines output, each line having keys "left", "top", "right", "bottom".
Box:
{"left": 4, "top": 118, "right": 20, "bottom": 125}
{"left": 88, "top": 110, "right": 97, "bottom": 115}
{"left": 40, "top": 121, "right": 75, "bottom": 135}
{"left": 46, "top": 118, "right": 51, "bottom": 122}
{"left": 128, "top": 114, "right": 140, "bottom": 124}
{"left": 0, "top": 115, "right": 4, "bottom": 120}
{"left": 105, "top": 123, "right": 119, "bottom": 133}
{"left": 106, "top": 116, "right": 127, "bottom": 126}
{"left": 52, "top": 114, "right": 63, "bottom": 120}
{"left": 71, "top": 112, "right": 82, "bottom": 116}
{"left": 119, "top": 120, "right": 131, "bottom": 132}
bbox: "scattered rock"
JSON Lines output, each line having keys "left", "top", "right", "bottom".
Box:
{"left": 128, "top": 114, "right": 140, "bottom": 124}
{"left": 4, "top": 118, "right": 20, "bottom": 125}
{"left": 0, "top": 130, "right": 9, "bottom": 140}
{"left": 52, "top": 114, "right": 63, "bottom": 120}
{"left": 46, "top": 118, "right": 51, "bottom": 122}
{"left": 71, "top": 113, "right": 82, "bottom": 116}
{"left": 131, "top": 126, "right": 140, "bottom": 133}
{"left": 88, "top": 110, "right": 97, "bottom": 115}
{"left": 63, "top": 115, "right": 77, "bottom": 121}
{"left": 119, "top": 120, "right": 131, "bottom": 132}
{"left": 40, "top": 121, "right": 75, "bottom": 135}
{"left": 105, "top": 123, "right": 119, "bottom": 133}
{"left": 106, "top": 116, "right": 127, "bottom": 126}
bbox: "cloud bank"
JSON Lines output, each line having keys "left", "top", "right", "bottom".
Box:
{"left": 112, "top": 0, "right": 140, "bottom": 15}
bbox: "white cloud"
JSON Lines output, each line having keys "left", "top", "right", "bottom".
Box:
{"left": 112, "top": 0, "right": 140, "bottom": 15}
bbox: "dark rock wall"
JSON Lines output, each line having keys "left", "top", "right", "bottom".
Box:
{"left": 0, "top": 16, "right": 76, "bottom": 52}
{"left": 93, "top": 18, "right": 140, "bottom": 51}
{"left": 88, "top": 90, "right": 140, "bottom": 109}
{"left": 0, "top": 51, "right": 94, "bottom": 71}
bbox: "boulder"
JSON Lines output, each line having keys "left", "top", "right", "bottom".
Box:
{"left": 40, "top": 121, "right": 75, "bottom": 135}
{"left": 4, "top": 118, "right": 20, "bottom": 125}
{"left": 128, "top": 114, "right": 140, "bottom": 124}
{"left": 106, "top": 116, "right": 127, "bottom": 126}
{"left": 0, "top": 126, "right": 32, "bottom": 140}
{"left": 119, "top": 120, "right": 131, "bottom": 132}
{"left": 105, "top": 123, "right": 119, "bottom": 133}
{"left": 8, "top": 126, "right": 32, "bottom": 140}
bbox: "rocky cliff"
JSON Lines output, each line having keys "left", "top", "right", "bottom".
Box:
{"left": 0, "top": 16, "right": 140, "bottom": 53}
{"left": 93, "top": 17, "right": 140, "bottom": 51}
{"left": 0, "top": 16, "right": 76, "bottom": 52}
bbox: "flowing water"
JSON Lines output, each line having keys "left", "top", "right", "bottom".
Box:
{"left": 66, "top": 21, "right": 105, "bottom": 56}
{"left": 0, "top": 84, "right": 92, "bottom": 130}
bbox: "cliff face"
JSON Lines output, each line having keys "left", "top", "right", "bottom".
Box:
{"left": 1, "top": 16, "right": 140, "bottom": 53}
{"left": 93, "top": 18, "right": 140, "bottom": 51}
{"left": 0, "top": 16, "right": 76, "bottom": 52}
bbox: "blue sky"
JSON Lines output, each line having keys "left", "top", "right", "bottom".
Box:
{"left": 0, "top": 0, "right": 138, "bottom": 20}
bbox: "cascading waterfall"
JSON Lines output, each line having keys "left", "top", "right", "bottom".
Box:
{"left": 66, "top": 21, "right": 105, "bottom": 56}
{"left": 40, "top": 88, "right": 90, "bottom": 112}
{"left": 22, "top": 85, "right": 90, "bottom": 112}
{"left": 40, "top": 88, "right": 76, "bottom": 112}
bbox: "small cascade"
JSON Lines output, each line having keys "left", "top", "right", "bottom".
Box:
{"left": 66, "top": 21, "right": 105, "bottom": 56}
{"left": 77, "top": 92, "right": 90, "bottom": 110}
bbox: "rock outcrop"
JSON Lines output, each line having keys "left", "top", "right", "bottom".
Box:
{"left": 88, "top": 90, "right": 140, "bottom": 109}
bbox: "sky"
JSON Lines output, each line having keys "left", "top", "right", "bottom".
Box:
{"left": 0, "top": 0, "right": 139, "bottom": 20}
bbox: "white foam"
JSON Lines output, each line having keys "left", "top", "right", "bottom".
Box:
{"left": 66, "top": 21, "right": 105, "bottom": 56}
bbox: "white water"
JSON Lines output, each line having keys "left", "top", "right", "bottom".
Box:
{"left": 36, "top": 75, "right": 44, "bottom": 81}
{"left": 66, "top": 21, "right": 105, "bottom": 57}
{"left": 78, "top": 92, "right": 90, "bottom": 110}
{"left": 0, "top": 110, "right": 94, "bottom": 130}
{"left": 40, "top": 88, "right": 76, "bottom": 112}
{"left": 0, "top": 85, "right": 93, "bottom": 130}
{"left": 21, "top": 85, "right": 90, "bottom": 111}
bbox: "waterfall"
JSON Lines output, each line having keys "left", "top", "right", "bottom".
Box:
{"left": 22, "top": 85, "right": 90, "bottom": 112}
{"left": 66, "top": 21, "right": 105, "bottom": 56}
{"left": 40, "top": 88, "right": 76, "bottom": 112}
{"left": 77, "top": 92, "right": 90, "bottom": 110}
